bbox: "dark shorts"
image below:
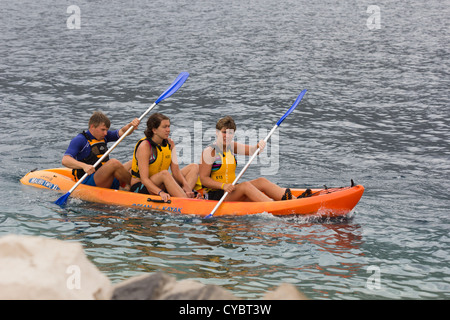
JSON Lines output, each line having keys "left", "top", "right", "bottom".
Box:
{"left": 130, "top": 182, "right": 168, "bottom": 195}
{"left": 81, "top": 174, "right": 120, "bottom": 190}
{"left": 130, "top": 182, "right": 150, "bottom": 194}
{"left": 206, "top": 189, "right": 225, "bottom": 201}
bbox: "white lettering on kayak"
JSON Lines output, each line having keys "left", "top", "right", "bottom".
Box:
{"left": 132, "top": 203, "right": 182, "bottom": 214}
{"left": 29, "top": 178, "right": 60, "bottom": 190}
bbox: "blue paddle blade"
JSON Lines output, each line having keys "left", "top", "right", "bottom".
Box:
{"left": 54, "top": 192, "right": 70, "bottom": 207}
{"left": 204, "top": 213, "right": 215, "bottom": 219}
{"left": 155, "top": 72, "right": 190, "bottom": 104}
{"left": 276, "top": 89, "right": 307, "bottom": 126}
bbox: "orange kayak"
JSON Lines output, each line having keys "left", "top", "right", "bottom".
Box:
{"left": 20, "top": 168, "right": 364, "bottom": 218}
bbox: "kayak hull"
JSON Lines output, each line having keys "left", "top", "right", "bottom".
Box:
{"left": 20, "top": 168, "right": 364, "bottom": 218}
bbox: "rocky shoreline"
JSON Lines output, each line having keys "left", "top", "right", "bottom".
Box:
{"left": 0, "top": 234, "right": 307, "bottom": 300}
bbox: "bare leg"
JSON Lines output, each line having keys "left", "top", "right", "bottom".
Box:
{"left": 249, "top": 177, "right": 286, "bottom": 200}
{"left": 123, "top": 160, "right": 132, "bottom": 172}
{"left": 180, "top": 163, "right": 200, "bottom": 190}
{"left": 94, "top": 159, "right": 131, "bottom": 188}
{"left": 224, "top": 181, "right": 273, "bottom": 202}
{"left": 150, "top": 170, "right": 187, "bottom": 198}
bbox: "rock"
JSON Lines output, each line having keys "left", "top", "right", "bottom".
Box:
{"left": 0, "top": 235, "right": 309, "bottom": 300}
{"left": 112, "top": 273, "right": 238, "bottom": 300}
{"left": 111, "top": 272, "right": 174, "bottom": 300}
{"left": 0, "top": 234, "right": 112, "bottom": 299}
{"left": 262, "top": 283, "right": 308, "bottom": 300}
{"left": 161, "top": 279, "right": 238, "bottom": 300}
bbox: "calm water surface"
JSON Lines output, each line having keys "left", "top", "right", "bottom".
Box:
{"left": 0, "top": 0, "right": 449, "bottom": 299}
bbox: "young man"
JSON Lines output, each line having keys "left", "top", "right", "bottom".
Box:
{"left": 62, "top": 111, "right": 140, "bottom": 189}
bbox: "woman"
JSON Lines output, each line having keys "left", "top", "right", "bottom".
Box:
{"left": 130, "top": 113, "right": 199, "bottom": 202}
{"left": 199, "top": 116, "right": 296, "bottom": 202}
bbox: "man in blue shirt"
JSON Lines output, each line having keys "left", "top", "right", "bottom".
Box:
{"left": 62, "top": 111, "right": 140, "bottom": 189}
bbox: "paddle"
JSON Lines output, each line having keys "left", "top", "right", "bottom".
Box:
{"left": 55, "top": 72, "right": 190, "bottom": 206}
{"left": 204, "top": 89, "right": 307, "bottom": 219}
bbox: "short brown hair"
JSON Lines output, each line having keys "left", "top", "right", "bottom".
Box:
{"left": 145, "top": 113, "right": 170, "bottom": 138}
{"left": 89, "top": 111, "right": 111, "bottom": 128}
{"left": 216, "top": 116, "right": 236, "bottom": 131}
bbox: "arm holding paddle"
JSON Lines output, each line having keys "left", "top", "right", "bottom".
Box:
{"left": 119, "top": 118, "right": 140, "bottom": 137}
{"left": 62, "top": 155, "right": 96, "bottom": 176}
{"left": 234, "top": 140, "right": 266, "bottom": 156}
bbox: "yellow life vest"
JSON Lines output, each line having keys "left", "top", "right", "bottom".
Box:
{"left": 206, "top": 144, "right": 237, "bottom": 192}
{"left": 131, "top": 137, "right": 172, "bottom": 179}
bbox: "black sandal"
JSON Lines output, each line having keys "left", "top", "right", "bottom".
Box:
{"left": 281, "top": 188, "right": 293, "bottom": 200}
{"left": 297, "top": 188, "right": 312, "bottom": 199}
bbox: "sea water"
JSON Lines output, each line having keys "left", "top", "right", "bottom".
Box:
{"left": 0, "top": 0, "right": 449, "bottom": 299}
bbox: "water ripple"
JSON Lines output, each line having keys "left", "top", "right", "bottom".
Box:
{"left": 1, "top": 0, "right": 449, "bottom": 299}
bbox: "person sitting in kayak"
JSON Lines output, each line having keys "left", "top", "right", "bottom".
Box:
{"left": 199, "top": 116, "right": 296, "bottom": 202}
{"left": 130, "top": 113, "right": 200, "bottom": 202}
{"left": 62, "top": 111, "right": 140, "bottom": 190}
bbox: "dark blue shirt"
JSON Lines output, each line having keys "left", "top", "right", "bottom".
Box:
{"left": 64, "top": 130, "right": 120, "bottom": 161}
